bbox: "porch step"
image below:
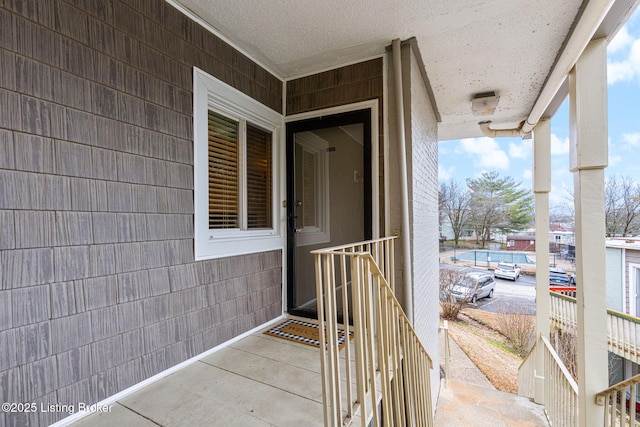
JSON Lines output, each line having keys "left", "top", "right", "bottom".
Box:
{"left": 434, "top": 380, "right": 549, "bottom": 427}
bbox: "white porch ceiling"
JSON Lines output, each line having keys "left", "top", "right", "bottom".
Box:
{"left": 172, "top": 0, "right": 638, "bottom": 141}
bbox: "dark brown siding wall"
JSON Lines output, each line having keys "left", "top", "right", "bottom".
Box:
{"left": 287, "top": 58, "right": 382, "bottom": 115}
{"left": 0, "top": 1, "right": 282, "bottom": 425}
{"left": 286, "top": 58, "right": 385, "bottom": 234}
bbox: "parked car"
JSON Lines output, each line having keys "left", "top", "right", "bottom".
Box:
{"left": 451, "top": 271, "right": 495, "bottom": 304}
{"left": 494, "top": 262, "right": 521, "bottom": 281}
{"left": 549, "top": 267, "right": 571, "bottom": 286}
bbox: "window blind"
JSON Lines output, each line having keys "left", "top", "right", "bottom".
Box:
{"left": 246, "top": 123, "right": 272, "bottom": 229}
{"left": 208, "top": 110, "right": 239, "bottom": 228}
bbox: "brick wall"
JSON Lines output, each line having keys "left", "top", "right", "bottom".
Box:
{"left": 0, "top": 1, "right": 282, "bottom": 425}
{"left": 405, "top": 43, "right": 440, "bottom": 408}
{"left": 388, "top": 41, "right": 440, "bottom": 409}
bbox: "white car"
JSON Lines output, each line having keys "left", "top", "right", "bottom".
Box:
{"left": 451, "top": 271, "right": 495, "bottom": 304}
{"left": 494, "top": 262, "right": 521, "bottom": 281}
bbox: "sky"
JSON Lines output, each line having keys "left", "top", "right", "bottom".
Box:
{"left": 438, "top": 7, "right": 640, "bottom": 210}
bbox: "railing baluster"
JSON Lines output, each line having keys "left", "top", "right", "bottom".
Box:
{"left": 631, "top": 382, "right": 637, "bottom": 425}
{"left": 326, "top": 253, "right": 342, "bottom": 422}
{"left": 349, "top": 254, "right": 366, "bottom": 427}
{"left": 402, "top": 321, "right": 414, "bottom": 424}
{"left": 551, "top": 291, "right": 640, "bottom": 363}
{"left": 314, "top": 254, "right": 332, "bottom": 426}
{"left": 361, "top": 256, "right": 378, "bottom": 424}
{"left": 312, "top": 237, "right": 432, "bottom": 426}
{"left": 633, "top": 321, "right": 638, "bottom": 363}
{"left": 391, "top": 304, "right": 406, "bottom": 425}
{"left": 338, "top": 252, "right": 353, "bottom": 422}
{"left": 521, "top": 335, "right": 578, "bottom": 426}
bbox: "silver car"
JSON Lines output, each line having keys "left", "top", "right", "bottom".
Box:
{"left": 451, "top": 271, "right": 496, "bottom": 304}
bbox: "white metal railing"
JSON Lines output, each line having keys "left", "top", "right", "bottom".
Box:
{"left": 517, "top": 343, "right": 536, "bottom": 399}
{"left": 549, "top": 290, "right": 578, "bottom": 331}
{"left": 550, "top": 291, "right": 640, "bottom": 363}
{"left": 541, "top": 335, "right": 579, "bottom": 426}
{"left": 312, "top": 237, "right": 433, "bottom": 426}
{"left": 596, "top": 373, "right": 640, "bottom": 427}
{"left": 441, "top": 320, "right": 451, "bottom": 388}
{"left": 517, "top": 335, "right": 578, "bottom": 425}
{"left": 608, "top": 310, "right": 640, "bottom": 364}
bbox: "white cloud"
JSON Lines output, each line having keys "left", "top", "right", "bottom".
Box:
{"left": 549, "top": 182, "right": 573, "bottom": 207}
{"left": 609, "top": 25, "right": 633, "bottom": 54}
{"left": 609, "top": 154, "right": 622, "bottom": 167}
{"left": 438, "top": 164, "right": 455, "bottom": 180}
{"left": 508, "top": 140, "right": 532, "bottom": 159}
{"left": 622, "top": 132, "right": 640, "bottom": 147}
{"left": 522, "top": 169, "right": 532, "bottom": 180}
{"left": 458, "top": 137, "right": 509, "bottom": 169}
{"left": 550, "top": 133, "right": 570, "bottom": 155}
{"left": 608, "top": 38, "right": 640, "bottom": 84}
{"left": 438, "top": 140, "right": 457, "bottom": 156}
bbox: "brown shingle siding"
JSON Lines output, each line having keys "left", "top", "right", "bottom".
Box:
{"left": 286, "top": 58, "right": 383, "bottom": 115}
{"left": 0, "top": 2, "right": 284, "bottom": 424}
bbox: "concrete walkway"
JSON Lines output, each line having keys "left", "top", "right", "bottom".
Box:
{"left": 435, "top": 381, "right": 549, "bottom": 427}
{"left": 439, "top": 326, "right": 495, "bottom": 389}
{"left": 71, "top": 321, "right": 329, "bottom": 427}
{"left": 435, "top": 329, "right": 549, "bottom": 426}
{"left": 69, "top": 318, "right": 549, "bottom": 426}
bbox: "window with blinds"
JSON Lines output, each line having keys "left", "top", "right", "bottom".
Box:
{"left": 194, "top": 68, "right": 281, "bottom": 260}
{"left": 207, "top": 110, "right": 273, "bottom": 230}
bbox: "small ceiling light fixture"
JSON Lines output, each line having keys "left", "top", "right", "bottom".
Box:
{"left": 471, "top": 91, "right": 500, "bottom": 116}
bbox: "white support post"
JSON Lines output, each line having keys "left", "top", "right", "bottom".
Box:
{"left": 570, "top": 38, "right": 608, "bottom": 426}
{"left": 533, "top": 118, "right": 551, "bottom": 405}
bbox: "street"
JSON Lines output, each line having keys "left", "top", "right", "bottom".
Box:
{"left": 441, "top": 264, "right": 537, "bottom": 315}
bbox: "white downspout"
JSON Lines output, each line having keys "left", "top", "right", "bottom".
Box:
{"left": 478, "top": 121, "right": 523, "bottom": 138}
{"left": 479, "top": 0, "right": 616, "bottom": 137}
{"left": 392, "top": 39, "right": 413, "bottom": 323}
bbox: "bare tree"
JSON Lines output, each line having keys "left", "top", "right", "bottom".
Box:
{"left": 439, "top": 180, "right": 471, "bottom": 245}
{"left": 605, "top": 176, "right": 640, "bottom": 237}
{"left": 550, "top": 192, "right": 575, "bottom": 229}
{"left": 496, "top": 305, "right": 536, "bottom": 357}
{"left": 552, "top": 327, "right": 578, "bottom": 381}
{"left": 439, "top": 268, "right": 468, "bottom": 320}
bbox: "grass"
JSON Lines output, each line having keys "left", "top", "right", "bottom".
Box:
{"left": 487, "top": 339, "right": 515, "bottom": 354}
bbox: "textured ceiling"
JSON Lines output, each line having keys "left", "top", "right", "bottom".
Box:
{"left": 173, "top": 0, "right": 632, "bottom": 140}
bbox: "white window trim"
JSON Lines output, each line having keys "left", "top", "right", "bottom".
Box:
{"left": 294, "top": 132, "right": 330, "bottom": 247}
{"left": 628, "top": 261, "right": 640, "bottom": 316}
{"left": 193, "top": 67, "right": 284, "bottom": 260}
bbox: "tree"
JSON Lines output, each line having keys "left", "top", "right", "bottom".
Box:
{"left": 439, "top": 180, "right": 471, "bottom": 245}
{"left": 466, "top": 171, "right": 534, "bottom": 247}
{"left": 605, "top": 176, "right": 640, "bottom": 237}
{"left": 549, "top": 197, "right": 574, "bottom": 229}
{"left": 439, "top": 268, "right": 468, "bottom": 320}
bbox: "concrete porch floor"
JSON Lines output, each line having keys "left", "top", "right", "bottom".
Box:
{"left": 72, "top": 317, "right": 329, "bottom": 426}
{"left": 69, "top": 317, "right": 549, "bottom": 426}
